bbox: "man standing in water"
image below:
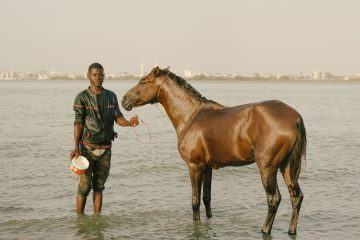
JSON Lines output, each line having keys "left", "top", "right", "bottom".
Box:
{"left": 70, "top": 63, "right": 139, "bottom": 214}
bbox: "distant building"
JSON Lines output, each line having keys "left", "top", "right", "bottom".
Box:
{"left": 38, "top": 73, "right": 50, "bottom": 80}
{"left": 321, "top": 71, "right": 331, "bottom": 80}
{"left": 312, "top": 69, "right": 331, "bottom": 80}
{"left": 184, "top": 70, "right": 192, "bottom": 78}
{"left": 183, "top": 70, "right": 206, "bottom": 78}
{"left": 0, "top": 70, "right": 15, "bottom": 79}
{"left": 312, "top": 69, "right": 322, "bottom": 80}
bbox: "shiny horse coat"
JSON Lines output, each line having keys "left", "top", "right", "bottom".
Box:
{"left": 122, "top": 67, "right": 306, "bottom": 236}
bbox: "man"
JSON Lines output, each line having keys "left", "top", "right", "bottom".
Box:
{"left": 70, "top": 62, "right": 139, "bottom": 214}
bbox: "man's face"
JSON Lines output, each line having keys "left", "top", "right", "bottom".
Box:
{"left": 88, "top": 68, "right": 104, "bottom": 87}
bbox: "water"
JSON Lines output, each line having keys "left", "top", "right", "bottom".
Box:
{"left": 0, "top": 80, "right": 359, "bottom": 239}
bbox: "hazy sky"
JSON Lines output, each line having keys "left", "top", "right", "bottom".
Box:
{"left": 1, "top": 0, "right": 359, "bottom": 75}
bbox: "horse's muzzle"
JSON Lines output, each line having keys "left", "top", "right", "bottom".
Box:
{"left": 121, "top": 96, "right": 133, "bottom": 111}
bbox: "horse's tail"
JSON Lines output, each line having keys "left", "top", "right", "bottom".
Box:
{"left": 289, "top": 117, "right": 307, "bottom": 183}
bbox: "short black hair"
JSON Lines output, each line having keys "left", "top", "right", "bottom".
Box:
{"left": 88, "top": 63, "right": 104, "bottom": 72}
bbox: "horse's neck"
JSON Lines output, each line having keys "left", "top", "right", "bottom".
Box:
{"left": 159, "top": 81, "right": 201, "bottom": 136}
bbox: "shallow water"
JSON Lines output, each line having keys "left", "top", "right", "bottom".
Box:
{"left": 0, "top": 80, "right": 359, "bottom": 239}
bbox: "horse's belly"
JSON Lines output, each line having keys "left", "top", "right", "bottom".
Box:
{"left": 208, "top": 144, "right": 255, "bottom": 169}
{"left": 212, "top": 158, "right": 254, "bottom": 169}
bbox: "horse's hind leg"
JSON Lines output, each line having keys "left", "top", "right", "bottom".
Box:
{"left": 260, "top": 168, "right": 282, "bottom": 235}
{"left": 189, "top": 164, "right": 203, "bottom": 220}
{"left": 280, "top": 163, "right": 304, "bottom": 235}
{"left": 202, "top": 167, "right": 212, "bottom": 218}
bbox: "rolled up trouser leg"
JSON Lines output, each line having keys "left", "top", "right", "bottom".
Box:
{"left": 77, "top": 145, "right": 94, "bottom": 197}
{"left": 92, "top": 149, "right": 111, "bottom": 192}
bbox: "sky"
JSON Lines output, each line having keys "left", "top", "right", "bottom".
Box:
{"left": 1, "top": 0, "right": 359, "bottom": 75}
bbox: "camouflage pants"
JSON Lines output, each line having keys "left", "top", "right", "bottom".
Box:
{"left": 77, "top": 145, "right": 111, "bottom": 197}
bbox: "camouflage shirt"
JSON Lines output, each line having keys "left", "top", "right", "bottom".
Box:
{"left": 73, "top": 87, "right": 123, "bottom": 146}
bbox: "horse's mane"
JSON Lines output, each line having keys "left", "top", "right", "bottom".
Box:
{"left": 160, "top": 69, "right": 221, "bottom": 106}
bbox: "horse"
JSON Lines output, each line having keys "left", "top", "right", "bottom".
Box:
{"left": 121, "top": 66, "right": 306, "bottom": 236}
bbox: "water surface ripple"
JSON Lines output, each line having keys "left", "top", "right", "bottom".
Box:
{"left": 0, "top": 80, "right": 359, "bottom": 239}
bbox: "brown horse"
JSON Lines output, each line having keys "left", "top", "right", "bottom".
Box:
{"left": 121, "top": 66, "right": 306, "bottom": 236}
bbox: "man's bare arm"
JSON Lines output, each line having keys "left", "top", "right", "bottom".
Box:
{"left": 70, "top": 124, "right": 83, "bottom": 159}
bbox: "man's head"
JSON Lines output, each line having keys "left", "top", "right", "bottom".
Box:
{"left": 87, "top": 63, "right": 104, "bottom": 88}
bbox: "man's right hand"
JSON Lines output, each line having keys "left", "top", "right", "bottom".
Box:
{"left": 70, "top": 148, "right": 80, "bottom": 160}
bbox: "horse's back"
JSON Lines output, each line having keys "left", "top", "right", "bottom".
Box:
{"left": 193, "top": 99, "right": 301, "bottom": 133}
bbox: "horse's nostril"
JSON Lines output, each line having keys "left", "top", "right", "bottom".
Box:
{"left": 125, "top": 104, "right": 133, "bottom": 111}
{"left": 121, "top": 96, "right": 133, "bottom": 111}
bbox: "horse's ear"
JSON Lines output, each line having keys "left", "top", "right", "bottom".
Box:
{"left": 164, "top": 66, "right": 170, "bottom": 71}
{"left": 153, "top": 66, "right": 160, "bottom": 76}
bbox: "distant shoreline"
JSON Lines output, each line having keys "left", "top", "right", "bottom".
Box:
{"left": 1, "top": 78, "right": 359, "bottom": 83}
{"left": 2, "top": 70, "right": 359, "bottom": 82}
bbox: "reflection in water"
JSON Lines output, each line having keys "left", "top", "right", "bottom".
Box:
{"left": 261, "top": 232, "right": 298, "bottom": 240}
{"left": 287, "top": 234, "right": 297, "bottom": 240}
{"left": 187, "top": 221, "right": 215, "bottom": 239}
{"left": 262, "top": 233, "right": 273, "bottom": 240}
{"left": 75, "top": 214, "right": 109, "bottom": 240}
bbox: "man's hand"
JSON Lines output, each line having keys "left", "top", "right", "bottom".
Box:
{"left": 70, "top": 148, "right": 80, "bottom": 160}
{"left": 129, "top": 115, "right": 139, "bottom": 127}
{"left": 116, "top": 116, "right": 139, "bottom": 127}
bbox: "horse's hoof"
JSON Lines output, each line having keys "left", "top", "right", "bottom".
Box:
{"left": 261, "top": 229, "right": 271, "bottom": 236}
{"left": 288, "top": 230, "right": 297, "bottom": 236}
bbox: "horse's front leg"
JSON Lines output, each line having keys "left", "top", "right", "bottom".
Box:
{"left": 202, "top": 167, "right": 212, "bottom": 218}
{"left": 189, "top": 163, "right": 203, "bottom": 220}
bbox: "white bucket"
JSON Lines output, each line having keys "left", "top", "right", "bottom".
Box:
{"left": 70, "top": 156, "right": 89, "bottom": 175}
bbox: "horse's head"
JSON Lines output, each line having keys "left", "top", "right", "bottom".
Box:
{"left": 121, "top": 66, "right": 169, "bottom": 111}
